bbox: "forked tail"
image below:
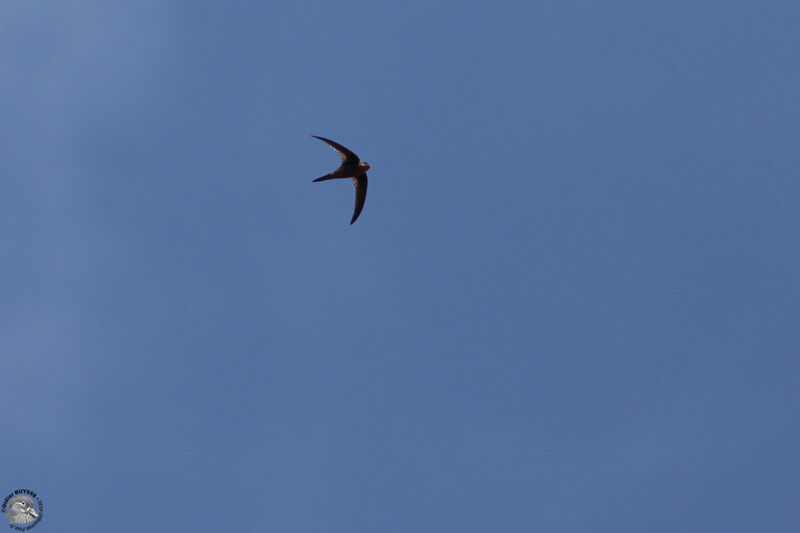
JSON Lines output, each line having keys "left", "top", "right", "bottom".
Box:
{"left": 313, "top": 173, "right": 347, "bottom": 182}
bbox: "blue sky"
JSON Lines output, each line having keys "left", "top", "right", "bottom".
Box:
{"left": 1, "top": 1, "right": 799, "bottom": 531}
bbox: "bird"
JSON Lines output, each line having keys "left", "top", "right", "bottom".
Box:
{"left": 311, "top": 135, "right": 370, "bottom": 224}
{"left": 3, "top": 496, "right": 38, "bottom": 525}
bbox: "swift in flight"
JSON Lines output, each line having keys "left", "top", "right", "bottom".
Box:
{"left": 312, "top": 135, "right": 370, "bottom": 225}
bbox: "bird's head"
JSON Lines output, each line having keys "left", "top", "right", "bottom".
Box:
{"left": 359, "top": 161, "right": 370, "bottom": 171}
{"left": 4, "top": 497, "right": 37, "bottom": 525}
{"left": 14, "top": 501, "right": 34, "bottom": 515}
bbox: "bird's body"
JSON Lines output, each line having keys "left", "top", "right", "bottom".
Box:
{"left": 311, "top": 135, "right": 369, "bottom": 224}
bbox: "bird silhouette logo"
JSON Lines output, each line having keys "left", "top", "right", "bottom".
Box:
{"left": 2, "top": 491, "right": 42, "bottom": 530}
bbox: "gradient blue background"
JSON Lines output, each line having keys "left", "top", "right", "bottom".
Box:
{"left": 2, "top": 2, "right": 799, "bottom": 531}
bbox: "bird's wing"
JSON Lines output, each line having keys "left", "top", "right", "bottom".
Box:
{"left": 350, "top": 173, "right": 367, "bottom": 224}
{"left": 311, "top": 135, "right": 360, "bottom": 165}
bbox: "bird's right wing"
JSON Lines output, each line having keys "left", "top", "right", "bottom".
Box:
{"left": 312, "top": 135, "right": 360, "bottom": 165}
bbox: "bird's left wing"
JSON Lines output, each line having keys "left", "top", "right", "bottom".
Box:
{"left": 350, "top": 173, "right": 367, "bottom": 224}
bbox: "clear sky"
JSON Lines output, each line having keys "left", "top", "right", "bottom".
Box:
{"left": 2, "top": 2, "right": 799, "bottom": 532}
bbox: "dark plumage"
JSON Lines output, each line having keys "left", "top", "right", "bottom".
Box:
{"left": 312, "top": 135, "right": 370, "bottom": 224}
